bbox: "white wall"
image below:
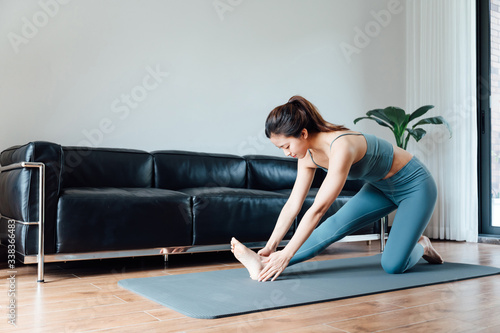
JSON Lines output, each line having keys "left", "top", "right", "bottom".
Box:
{"left": 0, "top": 0, "right": 405, "bottom": 157}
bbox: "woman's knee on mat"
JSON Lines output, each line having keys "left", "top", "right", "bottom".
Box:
{"left": 381, "top": 253, "right": 407, "bottom": 274}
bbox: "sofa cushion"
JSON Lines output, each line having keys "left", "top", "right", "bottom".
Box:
{"left": 179, "top": 187, "right": 293, "bottom": 245}
{"left": 246, "top": 155, "right": 367, "bottom": 192}
{"left": 276, "top": 187, "right": 379, "bottom": 235}
{"left": 61, "top": 147, "right": 153, "bottom": 188}
{"left": 245, "top": 155, "right": 327, "bottom": 190}
{"left": 153, "top": 151, "right": 247, "bottom": 190}
{"left": 56, "top": 188, "right": 191, "bottom": 253}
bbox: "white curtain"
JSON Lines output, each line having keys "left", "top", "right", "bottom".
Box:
{"left": 406, "top": 0, "right": 478, "bottom": 242}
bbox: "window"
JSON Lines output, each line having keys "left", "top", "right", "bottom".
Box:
{"left": 478, "top": 0, "right": 500, "bottom": 234}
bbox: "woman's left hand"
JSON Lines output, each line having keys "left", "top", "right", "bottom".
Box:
{"left": 258, "top": 250, "right": 292, "bottom": 282}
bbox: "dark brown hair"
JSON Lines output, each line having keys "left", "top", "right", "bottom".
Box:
{"left": 265, "top": 96, "right": 349, "bottom": 138}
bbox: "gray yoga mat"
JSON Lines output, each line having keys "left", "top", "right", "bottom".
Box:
{"left": 118, "top": 254, "right": 500, "bottom": 319}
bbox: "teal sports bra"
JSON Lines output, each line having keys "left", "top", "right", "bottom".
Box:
{"left": 308, "top": 133, "right": 394, "bottom": 182}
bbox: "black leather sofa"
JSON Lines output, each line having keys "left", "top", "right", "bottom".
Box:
{"left": 0, "top": 141, "right": 386, "bottom": 281}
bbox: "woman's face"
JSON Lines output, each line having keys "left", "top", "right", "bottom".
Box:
{"left": 270, "top": 130, "right": 309, "bottom": 159}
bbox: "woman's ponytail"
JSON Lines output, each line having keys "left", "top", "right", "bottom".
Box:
{"left": 265, "top": 96, "right": 348, "bottom": 138}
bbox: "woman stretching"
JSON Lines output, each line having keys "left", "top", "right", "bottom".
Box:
{"left": 231, "top": 95, "right": 443, "bottom": 282}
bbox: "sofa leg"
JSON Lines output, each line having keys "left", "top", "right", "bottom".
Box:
{"left": 1, "top": 162, "right": 46, "bottom": 283}
{"left": 163, "top": 254, "right": 169, "bottom": 268}
{"left": 380, "top": 216, "right": 388, "bottom": 252}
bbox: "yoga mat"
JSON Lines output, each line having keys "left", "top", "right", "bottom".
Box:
{"left": 118, "top": 254, "right": 500, "bottom": 319}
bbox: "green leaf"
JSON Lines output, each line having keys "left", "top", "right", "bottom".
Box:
{"left": 406, "top": 128, "right": 427, "bottom": 141}
{"left": 383, "top": 107, "right": 408, "bottom": 140}
{"left": 402, "top": 128, "right": 426, "bottom": 150}
{"left": 353, "top": 116, "right": 393, "bottom": 129}
{"left": 366, "top": 109, "right": 396, "bottom": 127}
{"left": 413, "top": 116, "right": 453, "bottom": 137}
{"left": 412, "top": 116, "right": 444, "bottom": 126}
{"left": 409, "top": 105, "right": 434, "bottom": 122}
{"left": 383, "top": 107, "right": 407, "bottom": 127}
{"left": 353, "top": 116, "right": 368, "bottom": 124}
{"left": 403, "top": 114, "right": 410, "bottom": 132}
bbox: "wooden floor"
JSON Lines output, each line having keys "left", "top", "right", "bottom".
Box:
{"left": 1, "top": 240, "right": 499, "bottom": 333}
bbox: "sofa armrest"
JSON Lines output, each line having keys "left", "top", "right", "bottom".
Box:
{"left": 0, "top": 162, "right": 42, "bottom": 221}
{"left": 0, "top": 142, "right": 62, "bottom": 256}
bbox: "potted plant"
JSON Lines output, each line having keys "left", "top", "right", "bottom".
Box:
{"left": 353, "top": 105, "right": 452, "bottom": 150}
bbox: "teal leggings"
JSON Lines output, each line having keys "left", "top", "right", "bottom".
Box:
{"left": 289, "top": 157, "right": 437, "bottom": 274}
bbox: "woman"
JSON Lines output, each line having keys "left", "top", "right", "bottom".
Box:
{"left": 231, "top": 95, "right": 443, "bottom": 282}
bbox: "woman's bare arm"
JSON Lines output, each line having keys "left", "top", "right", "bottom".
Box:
{"left": 258, "top": 139, "right": 356, "bottom": 281}
{"left": 259, "top": 158, "right": 316, "bottom": 255}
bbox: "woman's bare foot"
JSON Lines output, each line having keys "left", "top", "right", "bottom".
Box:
{"left": 231, "top": 237, "right": 264, "bottom": 280}
{"left": 159, "top": 247, "right": 186, "bottom": 254}
{"left": 419, "top": 236, "right": 444, "bottom": 264}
